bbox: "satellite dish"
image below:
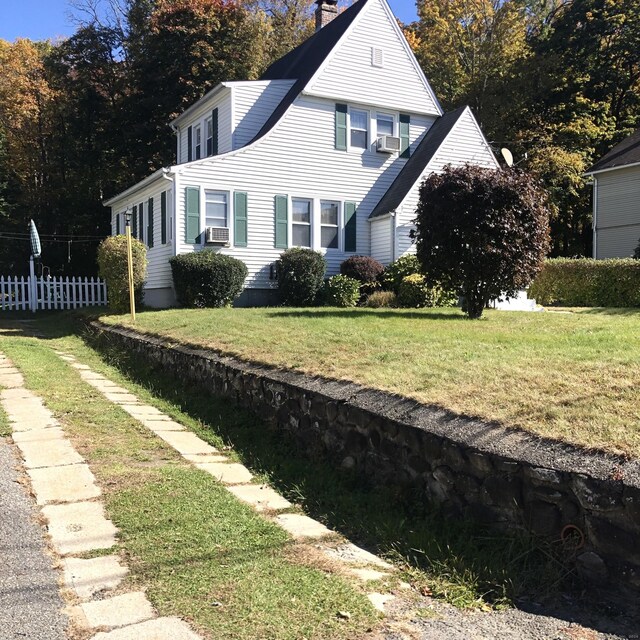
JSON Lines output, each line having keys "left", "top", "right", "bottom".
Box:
{"left": 501, "top": 148, "right": 514, "bottom": 167}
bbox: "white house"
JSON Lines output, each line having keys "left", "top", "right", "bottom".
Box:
{"left": 584, "top": 128, "right": 640, "bottom": 259}
{"left": 104, "top": 0, "right": 498, "bottom": 307}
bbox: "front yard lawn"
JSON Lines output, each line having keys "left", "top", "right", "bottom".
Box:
{"left": 100, "top": 307, "right": 640, "bottom": 459}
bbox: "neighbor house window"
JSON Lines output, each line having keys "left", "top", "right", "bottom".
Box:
{"left": 376, "top": 113, "right": 394, "bottom": 138}
{"left": 349, "top": 109, "right": 368, "bottom": 149}
{"left": 206, "top": 117, "right": 213, "bottom": 156}
{"left": 194, "top": 125, "right": 202, "bottom": 160}
{"left": 292, "top": 198, "right": 311, "bottom": 247}
{"left": 205, "top": 191, "right": 227, "bottom": 228}
{"left": 320, "top": 201, "right": 339, "bottom": 249}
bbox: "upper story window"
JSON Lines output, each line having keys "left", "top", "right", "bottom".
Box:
{"left": 205, "top": 191, "right": 227, "bottom": 228}
{"left": 376, "top": 113, "right": 395, "bottom": 138}
{"left": 206, "top": 117, "right": 213, "bottom": 157}
{"left": 320, "top": 201, "right": 339, "bottom": 249}
{"left": 194, "top": 125, "right": 202, "bottom": 160}
{"left": 292, "top": 198, "right": 312, "bottom": 248}
{"left": 349, "top": 109, "right": 369, "bottom": 150}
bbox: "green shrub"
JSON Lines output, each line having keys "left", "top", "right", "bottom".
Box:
{"left": 365, "top": 290, "right": 397, "bottom": 308}
{"left": 97, "top": 235, "right": 147, "bottom": 312}
{"left": 170, "top": 250, "right": 248, "bottom": 308}
{"left": 277, "top": 248, "right": 326, "bottom": 306}
{"left": 380, "top": 255, "right": 421, "bottom": 293}
{"left": 529, "top": 258, "right": 640, "bottom": 307}
{"left": 397, "top": 274, "right": 458, "bottom": 308}
{"left": 322, "top": 275, "right": 360, "bottom": 307}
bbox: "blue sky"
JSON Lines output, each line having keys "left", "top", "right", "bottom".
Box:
{"left": 0, "top": 0, "right": 418, "bottom": 42}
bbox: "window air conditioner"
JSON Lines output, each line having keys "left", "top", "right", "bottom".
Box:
{"left": 376, "top": 135, "right": 401, "bottom": 153}
{"left": 205, "top": 226, "right": 230, "bottom": 245}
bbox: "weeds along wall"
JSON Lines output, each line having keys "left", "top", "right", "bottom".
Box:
{"left": 90, "top": 321, "right": 640, "bottom": 598}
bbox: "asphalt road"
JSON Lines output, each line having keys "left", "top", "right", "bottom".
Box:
{"left": 0, "top": 438, "right": 67, "bottom": 640}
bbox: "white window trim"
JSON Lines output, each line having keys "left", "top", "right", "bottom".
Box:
{"left": 291, "top": 197, "right": 313, "bottom": 249}
{"left": 199, "top": 186, "right": 234, "bottom": 248}
{"left": 347, "top": 106, "right": 370, "bottom": 152}
{"left": 319, "top": 200, "right": 340, "bottom": 251}
{"left": 288, "top": 197, "right": 346, "bottom": 252}
{"left": 375, "top": 111, "right": 397, "bottom": 139}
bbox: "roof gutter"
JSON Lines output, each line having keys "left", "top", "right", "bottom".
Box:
{"left": 103, "top": 168, "right": 173, "bottom": 207}
{"left": 584, "top": 160, "right": 640, "bottom": 177}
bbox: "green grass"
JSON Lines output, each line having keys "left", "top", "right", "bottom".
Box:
{"left": 0, "top": 403, "right": 9, "bottom": 437}
{"left": 99, "top": 306, "right": 640, "bottom": 458}
{"left": 86, "top": 318, "right": 570, "bottom": 610}
{"left": 0, "top": 317, "right": 377, "bottom": 640}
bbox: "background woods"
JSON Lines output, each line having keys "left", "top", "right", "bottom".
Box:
{"left": 0, "top": 0, "right": 638, "bottom": 274}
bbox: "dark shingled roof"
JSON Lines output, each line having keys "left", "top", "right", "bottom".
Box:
{"left": 248, "top": 0, "right": 370, "bottom": 145}
{"left": 369, "top": 106, "right": 468, "bottom": 219}
{"left": 587, "top": 128, "right": 640, "bottom": 174}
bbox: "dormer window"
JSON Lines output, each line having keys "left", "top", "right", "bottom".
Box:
{"left": 349, "top": 109, "right": 368, "bottom": 149}
{"left": 194, "top": 125, "right": 202, "bottom": 160}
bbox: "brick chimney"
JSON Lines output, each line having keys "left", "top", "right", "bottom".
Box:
{"left": 315, "top": 0, "right": 338, "bottom": 31}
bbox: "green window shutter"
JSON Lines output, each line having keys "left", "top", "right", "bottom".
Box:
{"left": 335, "top": 103, "right": 347, "bottom": 150}
{"left": 132, "top": 204, "right": 138, "bottom": 238}
{"left": 400, "top": 114, "right": 410, "bottom": 159}
{"left": 185, "top": 187, "right": 200, "bottom": 244}
{"left": 187, "top": 125, "right": 193, "bottom": 162}
{"left": 161, "top": 191, "right": 167, "bottom": 245}
{"left": 344, "top": 201, "right": 357, "bottom": 252}
{"left": 147, "top": 197, "right": 154, "bottom": 248}
{"left": 115, "top": 213, "right": 120, "bottom": 235}
{"left": 139, "top": 203, "right": 144, "bottom": 244}
{"left": 274, "top": 195, "right": 288, "bottom": 249}
{"left": 212, "top": 108, "right": 219, "bottom": 156}
{"left": 234, "top": 191, "right": 248, "bottom": 247}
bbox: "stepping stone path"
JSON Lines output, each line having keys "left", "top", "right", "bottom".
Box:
{"left": 0, "top": 353, "right": 201, "bottom": 640}
{"left": 59, "top": 350, "right": 398, "bottom": 613}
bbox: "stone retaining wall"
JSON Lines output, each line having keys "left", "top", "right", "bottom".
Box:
{"left": 90, "top": 321, "right": 640, "bottom": 597}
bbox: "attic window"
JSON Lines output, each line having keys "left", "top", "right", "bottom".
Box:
{"left": 371, "top": 47, "right": 384, "bottom": 68}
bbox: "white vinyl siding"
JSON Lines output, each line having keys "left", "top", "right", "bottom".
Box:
{"left": 232, "top": 80, "right": 296, "bottom": 149}
{"left": 109, "top": 179, "right": 174, "bottom": 291}
{"left": 177, "top": 90, "right": 232, "bottom": 163}
{"left": 370, "top": 216, "right": 392, "bottom": 265}
{"left": 306, "top": 0, "right": 440, "bottom": 116}
{"left": 173, "top": 95, "right": 435, "bottom": 288}
{"left": 595, "top": 166, "right": 640, "bottom": 258}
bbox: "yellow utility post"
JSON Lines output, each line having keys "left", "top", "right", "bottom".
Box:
{"left": 124, "top": 211, "right": 136, "bottom": 322}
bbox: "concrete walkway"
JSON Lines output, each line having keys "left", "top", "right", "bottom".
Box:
{"left": 57, "top": 350, "right": 398, "bottom": 613}
{"left": 0, "top": 353, "right": 201, "bottom": 640}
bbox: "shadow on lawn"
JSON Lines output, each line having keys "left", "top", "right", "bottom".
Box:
{"left": 17, "top": 314, "right": 634, "bottom": 634}
{"left": 266, "top": 308, "right": 468, "bottom": 321}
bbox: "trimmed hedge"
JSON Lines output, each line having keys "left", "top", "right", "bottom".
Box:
{"left": 97, "top": 235, "right": 147, "bottom": 312}
{"left": 277, "top": 248, "right": 326, "bottom": 306}
{"left": 170, "top": 250, "right": 247, "bottom": 308}
{"left": 529, "top": 258, "right": 640, "bottom": 307}
{"left": 323, "top": 275, "right": 360, "bottom": 307}
{"left": 397, "top": 274, "right": 458, "bottom": 308}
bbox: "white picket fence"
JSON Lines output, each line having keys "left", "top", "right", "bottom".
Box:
{"left": 0, "top": 275, "right": 107, "bottom": 312}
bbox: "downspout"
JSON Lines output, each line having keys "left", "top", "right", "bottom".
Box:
{"left": 592, "top": 177, "right": 598, "bottom": 259}
{"left": 390, "top": 209, "right": 399, "bottom": 262}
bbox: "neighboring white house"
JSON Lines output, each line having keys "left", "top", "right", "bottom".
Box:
{"left": 104, "top": 0, "right": 498, "bottom": 307}
{"left": 584, "top": 128, "right": 640, "bottom": 259}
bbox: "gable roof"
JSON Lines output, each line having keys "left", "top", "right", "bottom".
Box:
{"left": 586, "top": 128, "right": 640, "bottom": 175}
{"left": 249, "top": 0, "right": 370, "bottom": 144}
{"left": 369, "top": 106, "right": 468, "bottom": 219}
